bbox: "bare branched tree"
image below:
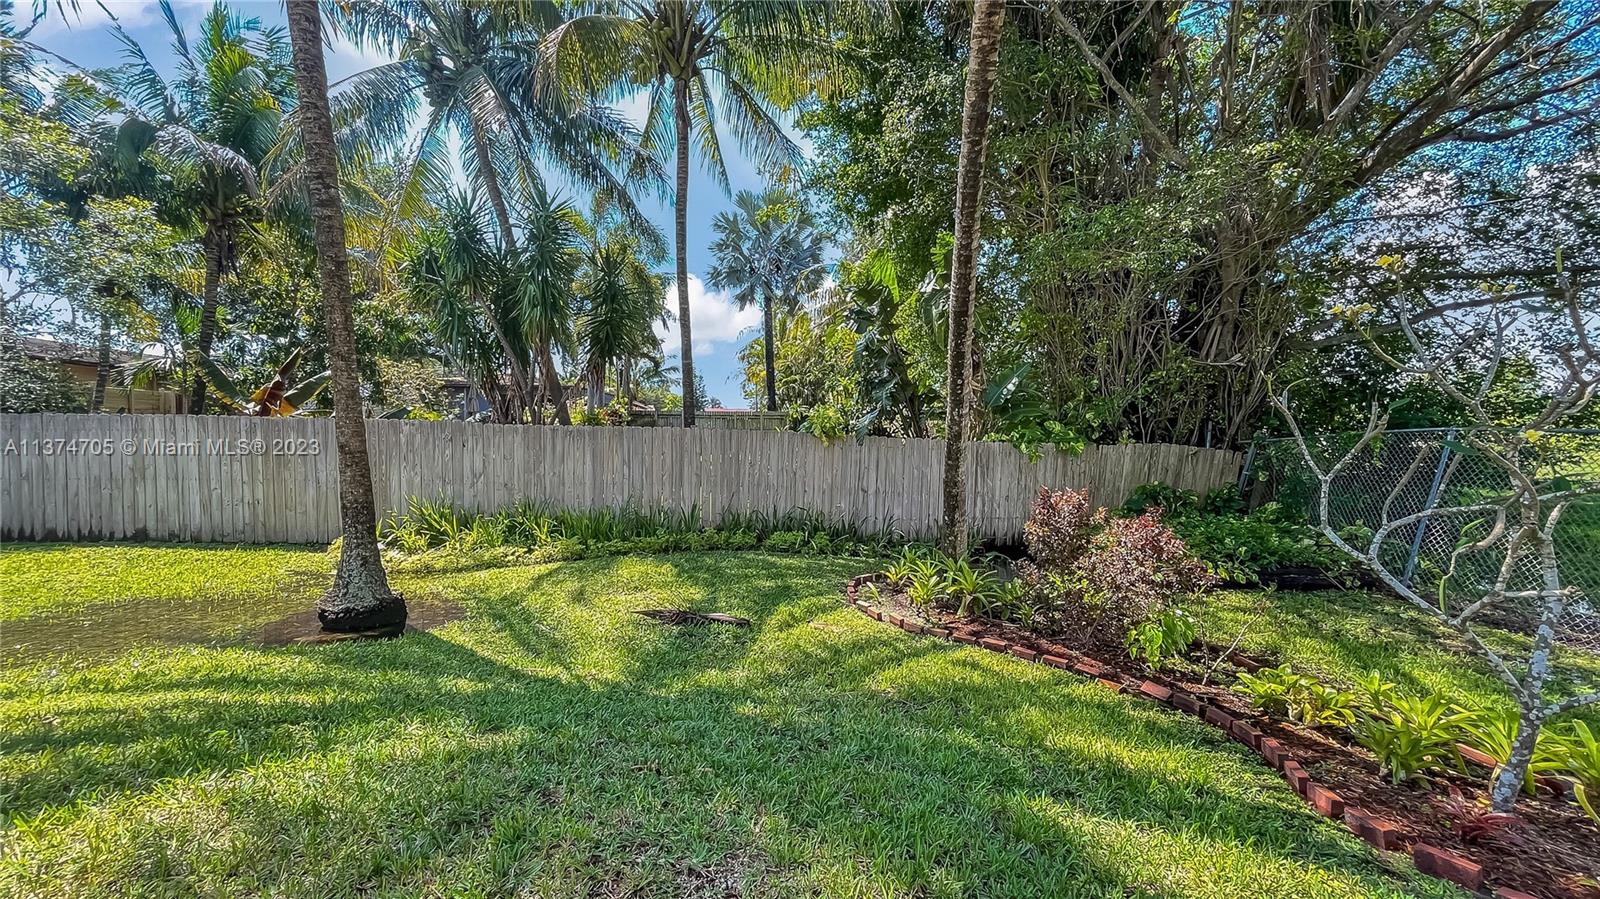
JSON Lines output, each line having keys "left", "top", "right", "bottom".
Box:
{"left": 1272, "top": 261, "right": 1599, "bottom": 811}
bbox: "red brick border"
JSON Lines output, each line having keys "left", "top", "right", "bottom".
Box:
{"left": 840, "top": 574, "right": 1548, "bottom": 899}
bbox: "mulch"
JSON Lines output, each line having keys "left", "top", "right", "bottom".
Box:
{"left": 850, "top": 575, "right": 1600, "bottom": 899}
{"left": 257, "top": 599, "right": 466, "bottom": 646}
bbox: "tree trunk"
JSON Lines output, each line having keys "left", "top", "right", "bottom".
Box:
{"left": 540, "top": 342, "right": 571, "bottom": 425}
{"left": 285, "top": 0, "right": 404, "bottom": 633}
{"left": 189, "top": 228, "right": 223, "bottom": 415}
{"left": 470, "top": 115, "right": 517, "bottom": 250}
{"left": 939, "top": 0, "right": 1006, "bottom": 557}
{"left": 91, "top": 303, "right": 112, "bottom": 413}
{"left": 586, "top": 359, "right": 605, "bottom": 416}
{"left": 1491, "top": 523, "right": 1564, "bottom": 810}
{"left": 762, "top": 295, "right": 778, "bottom": 412}
{"left": 673, "top": 78, "right": 696, "bottom": 427}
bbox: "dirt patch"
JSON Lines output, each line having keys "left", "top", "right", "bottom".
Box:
{"left": 258, "top": 598, "right": 466, "bottom": 647}
{"left": 632, "top": 609, "right": 751, "bottom": 627}
{"left": 854, "top": 576, "right": 1600, "bottom": 899}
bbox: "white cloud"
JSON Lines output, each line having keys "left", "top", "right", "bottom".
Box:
{"left": 656, "top": 275, "right": 759, "bottom": 356}
{"left": 27, "top": 0, "right": 164, "bottom": 37}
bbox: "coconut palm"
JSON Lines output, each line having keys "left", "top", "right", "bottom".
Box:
{"left": 101, "top": 1, "right": 295, "bottom": 414}
{"left": 706, "top": 188, "right": 824, "bottom": 412}
{"left": 324, "top": 1, "right": 657, "bottom": 256}
{"left": 940, "top": 0, "right": 1006, "bottom": 558}
{"left": 541, "top": 1, "right": 818, "bottom": 425}
{"left": 283, "top": 0, "right": 404, "bottom": 632}
{"left": 575, "top": 232, "right": 664, "bottom": 415}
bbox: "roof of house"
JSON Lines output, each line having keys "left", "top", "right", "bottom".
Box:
{"left": 20, "top": 336, "right": 142, "bottom": 367}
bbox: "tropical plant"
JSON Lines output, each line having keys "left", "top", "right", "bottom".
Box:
{"left": 542, "top": 1, "right": 817, "bottom": 425}
{"left": 575, "top": 230, "right": 664, "bottom": 415}
{"left": 938, "top": 0, "right": 1005, "bottom": 557}
{"left": 100, "top": 1, "right": 294, "bottom": 414}
{"left": 1235, "top": 665, "right": 1305, "bottom": 718}
{"left": 1552, "top": 720, "right": 1600, "bottom": 825}
{"left": 195, "top": 346, "right": 328, "bottom": 416}
{"left": 1353, "top": 695, "right": 1472, "bottom": 785}
{"left": 1126, "top": 608, "right": 1195, "bottom": 670}
{"left": 706, "top": 188, "right": 825, "bottom": 411}
{"left": 284, "top": 0, "right": 404, "bottom": 632}
{"left": 939, "top": 555, "right": 994, "bottom": 618}
{"left": 1454, "top": 706, "right": 1566, "bottom": 797}
{"left": 506, "top": 180, "right": 584, "bottom": 424}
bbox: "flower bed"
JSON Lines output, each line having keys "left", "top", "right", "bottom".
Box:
{"left": 845, "top": 572, "right": 1600, "bottom": 899}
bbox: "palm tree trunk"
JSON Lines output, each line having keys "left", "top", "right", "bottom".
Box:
{"left": 189, "top": 228, "right": 223, "bottom": 415}
{"left": 285, "top": 0, "right": 404, "bottom": 633}
{"left": 762, "top": 296, "right": 778, "bottom": 412}
{"left": 673, "top": 78, "right": 696, "bottom": 427}
{"left": 91, "top": 305, "right": 111, "bottom": 413}
{"left": 538, "top": 341, "right": 571, "bottom": 425}
{"left": 939, "top": 0, "right": 1006, "bottom": 558}
{"left": 469, "top": 115, "right": 518, "bottom": 250}
{"left": 586, "top": 359, "right": 604, "bottom": 416}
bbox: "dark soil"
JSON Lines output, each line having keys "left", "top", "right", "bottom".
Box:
{"left": 258, "top": 599, "right": 466, "bottom": 646}
{"left": 859, "top": 578, "right": 1600, "bottom": 899}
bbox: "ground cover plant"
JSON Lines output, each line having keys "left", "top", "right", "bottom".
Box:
{"left": 0, "top": 542, "right": 1497, "bottom": 899}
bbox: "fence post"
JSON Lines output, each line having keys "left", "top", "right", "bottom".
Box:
{"left": 1237, "top": 436, "right": 1260, "bottom": 494}
{"left": 1402, "top": 429, "right": 1457, "bottom": 587}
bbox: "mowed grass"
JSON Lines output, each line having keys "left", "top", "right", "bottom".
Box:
{"left": 0, "top": 546, "right": 1473, "bottom": 899}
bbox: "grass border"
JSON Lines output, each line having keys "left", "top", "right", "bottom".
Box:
{"left": 842, "top": 573, "right": 1549, "bottom": 899}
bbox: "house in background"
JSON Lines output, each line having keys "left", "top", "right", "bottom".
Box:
{"left": 21, "top": 337, "right": 187, "bottom": 414}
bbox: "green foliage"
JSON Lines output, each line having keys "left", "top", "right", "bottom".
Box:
{"left": 1126, "top": 483, "right": 1353, "bottom": 583}
{"left": 1454, "top": 706, "right": 1566, "bottom": 797}
{"left": 1556, "top": 721, "right": 1600, "bottom": 825}
{"left": 1125, "top": 608, "right": 1195, "bottom": 670}
{"left": 1353, "top": 695, "right": 1472, "bottom": 784}
{"left": 939, "top": 556, "right": 995, "bottom": 618}
{"left": 0, "top": 346, "right": 88, "bottom": 413}
{"left": 1235, "top": 665, "right": 1301, "bottom": 717}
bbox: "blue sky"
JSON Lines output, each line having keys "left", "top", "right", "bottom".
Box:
{"left": 22, "top": 0, "right": 806, "bottom": 407}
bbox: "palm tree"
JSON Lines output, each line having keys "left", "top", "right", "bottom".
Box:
{"left": 102, "top": 1, "right": 295, "bottom": 414}
{"left": 575, "top": 232, "right": 665, "bottom": 415}
{"left": 706, "top": 188, "right": 824, "bottom": 412}
{"left": 507, "top": 180, "right": 583, "bottom": 424}
{"left": 542, "top": 1, "right": 816, "bottom": 425}
{"left": 324, "top": 1, "right": 657, "bottom": 260}
{"left": 940, "top": 0, "right": 1005, "bottom": 558}
{"left": 283, "top": 0, "right": 405, "bottom": 632}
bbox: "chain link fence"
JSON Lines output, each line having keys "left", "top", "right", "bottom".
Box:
{"left": 1241, "top": 428, "right": 1600, "bottom": 652}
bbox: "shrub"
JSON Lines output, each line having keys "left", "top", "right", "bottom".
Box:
{"left": 1236, "top": 665, "right": 1303, "bottom": 717}
{"left": 1076, "top": 509, "right": 1214, "bottom": 636}
{"left": 940, "top": 556, "right": 995, "bottom": 618}
{"left": 1022, "top": 486, "right": 1094, "bottom": 569}
{"left": 763, "top": 530, "right": 806, "bottom": 553}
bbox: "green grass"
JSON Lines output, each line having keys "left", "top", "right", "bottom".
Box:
{"left": 0, "top": 546, "right": 1486, "bottom": 898}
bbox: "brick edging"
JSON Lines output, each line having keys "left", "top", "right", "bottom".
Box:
{"left": 842, "top": 574, "right": 1534, "bottom": 898}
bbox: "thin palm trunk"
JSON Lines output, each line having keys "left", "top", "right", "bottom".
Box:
{"left": 673, "top": 79, "right": 695, "bottom": 426}
{"left": 761, "top": 296, "right": 777, "bottom": 412}
{"left": 586, "top": 359, "right": 605, "bottom": 415}
{"left": 91, "top": 305, "right": 111, "bottom": 413}
{"left": 190, "top": 228, "right": 222, "bottom": 415}
{"left": 940, "top": 0, "right": 1006, "bottom": 558}
{"left": 285, "top": 0, "right": 404, "bottom": 633}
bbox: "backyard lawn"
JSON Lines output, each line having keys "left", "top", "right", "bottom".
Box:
{"left": 11, "top": 545, "right": 1596, "bottom": 898}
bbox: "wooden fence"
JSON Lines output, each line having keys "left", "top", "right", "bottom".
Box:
{"left": 0, "top": 414, "right": 1241, "bottom": 544}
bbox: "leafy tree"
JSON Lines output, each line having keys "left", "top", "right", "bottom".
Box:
{"left": 575, "top": 231, "right": 664, "bottom": 414}
{"left": 707, "top": 188, "right": 824, "bottom": 411}
{"left": 99, "top": 1, "right": 295, "bottom": 414}
{"left": 738, "top": 308, "right": 855, "bottom": 425}
{"left": 543, "top": 0, "right": 815, "bottom": 424}
{"left": 283, "top": 0, "right": 404, "bottom": 632}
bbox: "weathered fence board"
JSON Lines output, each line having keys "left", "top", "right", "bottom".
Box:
{"left": 0, "top": 414, "right": 1241, "bottom": 544}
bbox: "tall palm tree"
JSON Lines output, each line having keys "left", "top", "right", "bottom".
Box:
{"left": 706, "top": 188, "right": 824, "bottom": 412}
{"left": 542, "top": 1, "right": 816, "bottom": 425}
{"left": 284, "top": 0, "right": 405, "bottom": 632}
{"left": 940, "top": 0, "right": 1005, "bottom": 558}
{"left": 324, "top": 1, "right": 657, "bottom": 257}
{"left": 102, "top": 1, "right": 294, "bottom": 414}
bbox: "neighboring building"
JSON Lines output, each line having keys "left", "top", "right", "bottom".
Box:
{"left": 20, "top": 337, "right": 187, "bottom": 414}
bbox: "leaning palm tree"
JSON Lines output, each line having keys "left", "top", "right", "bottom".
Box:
{"left": 706, "top": 188, "right": 825, "bottom": 412}
{"left": 283, "top": 0, "right": 405, "bottom": 633}
{"left": 542, "top": 1, "right": 818, "bottom": 425}
{"left": 324, "top": 1, "right": 658, "bottom": 259}
{"left": 102, "top": 1, "right": 295, "bottom": 414}
{"left": 940, "top": 0, "right": 1006, "bottom": 558}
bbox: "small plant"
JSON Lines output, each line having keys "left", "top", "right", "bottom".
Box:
{"left": 906, "top": 560, "right": 944, "bottom": 608}
{"left": 763, "top": 530, "right": 807, "bottom": 553}
{"left": 1290, "top": 680, "right": 1359, "bottom": 728}
{"left": 1454, "top": 706, "right": 1566, "bottom": 797}
{"left": 1441, "top": 786, "right": 1523, "bottom": 844}
{"left": 1354, "top": 671, "right": 1398, "bottom": 713}
{"left": 1126, "top": 608, "right": 1196, "bottom": 670}
{"left": 1555, "top": 720, "right": 1600, "bottom": 825}
{"left": 1235, "top": 665, "right": 1305, "bottom": 717}
{"left": 940, "top": 557, "right": 995, "bottom": 617}
{"left": 1353, "top": 695, "right": 1472, "bottom": 784}
{"left": 883, "top": 546, "right": 924, "bottom": 588}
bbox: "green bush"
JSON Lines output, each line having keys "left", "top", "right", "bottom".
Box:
{"left": 1125, "top": 608, "right": 1195, "bottom": 670}
{"left": 1557, "top": 721, "right": 1600, "bottom": 825}
{"left": 1124, "top": 482, "right": 1354, "bottom": 583}
{"left": 1353, "top": 695, "right": 1471, "bottom": 784}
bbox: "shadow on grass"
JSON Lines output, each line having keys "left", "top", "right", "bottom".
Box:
{"left": 1, "top": 553, "right": 1456, "bottom": 898}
